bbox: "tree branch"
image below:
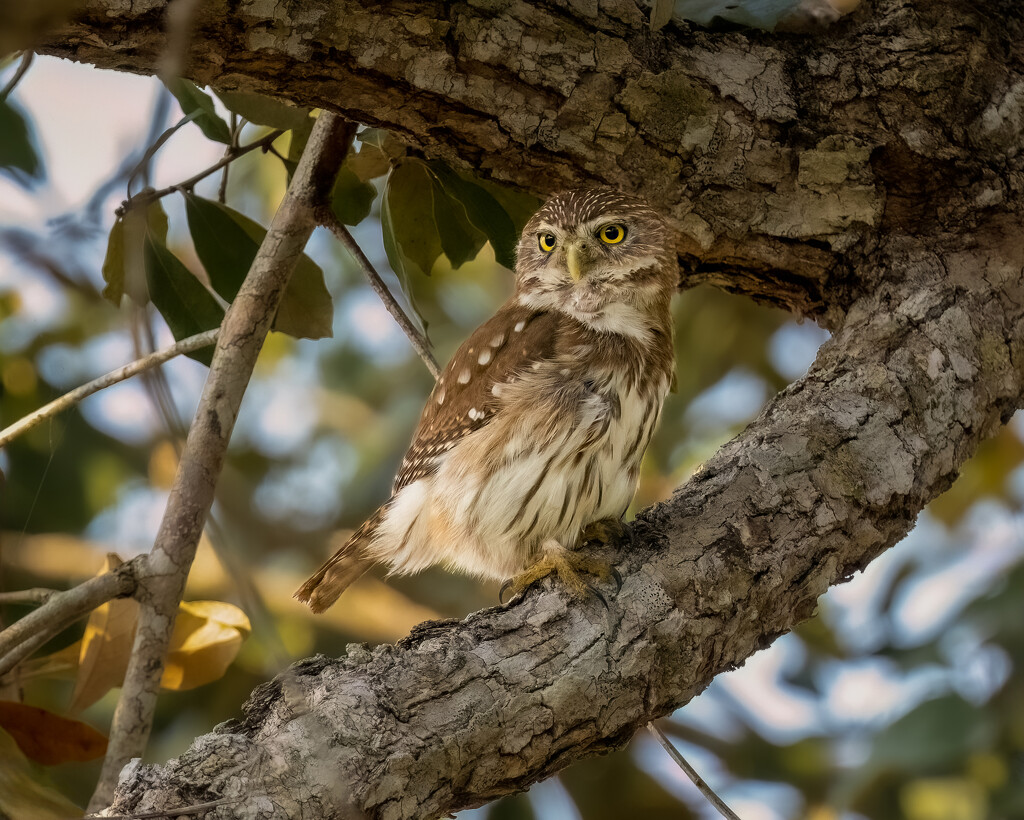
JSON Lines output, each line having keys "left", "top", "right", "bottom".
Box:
{"left": 0, "top": 559, "right": 139, "bottom": 678}
{"left": 106, "top": 221, "right": 1024, "bottom": 817}
{"left": 88, "top": 112, "right": 357, "bottom": 811}
{"left": 29, "top": 0, "right": 1024, "bottom": 815}
{"left": 0, "top": 588, "right": 57, "bottom": 606}
{"left": 647, "top": 723, "right": 740, "bottom": 820}
{"left": 40, "top": 0, "right": 1015, "bottom": 325}
{"left": 117, "top": 130, "right": 285, "bottom": 217}
{"left": 317, "top": 207, "right": 441, "bottom": 379}
{"left": 0, "top": 329, "right": 218, "bottom": 449}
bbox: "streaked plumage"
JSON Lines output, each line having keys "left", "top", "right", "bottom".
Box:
{"left": 296, "top": 187, "right": 677, "bottom": 613}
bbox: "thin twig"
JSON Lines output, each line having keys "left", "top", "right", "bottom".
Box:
{"left": 88, "top": 797, "right": 240, "bottom": 819}
{"left": 117, "top": 129, "right": 285, "bottom": 217}
{"left": 318, "top": 208, "right": 441, "bottom": 379}
{"left": 0, "top": 629, "right": 58, "bottom": 682}
{"left": 88, "top": 113, "right": 357, "bottom": 813}
{"left": 0, "top": 51, "right": 34, "bottom": 102}
{"left": 0, "top": 329, "right": 218, "bottom": 450}
{"left": 0, "top": 559, "right": 140, "bottom": 678}
{"left": 126, "top": 111, "right": 202, "bottom": 198}
{"left": 0, "top": 588, "right": 57, "bottom": 605}
{"left": 218, "top": 113, "right": 239, "bottom": 203}
{"left": 647, "top": 723, "right": 742, "bottom": 820}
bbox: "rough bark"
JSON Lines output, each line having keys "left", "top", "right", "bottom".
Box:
{"left": 41, "top": 0, "right": 1020, "bottom": 325}
{"left": 34, "top": 0, "right": 1024, "bottom": 817}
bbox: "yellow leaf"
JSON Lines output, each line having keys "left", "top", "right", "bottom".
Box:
{"left": 0, "top": 728, "right": 82, "bottom": 819}
{"left": 0, "top": 701, "right": 106, "bottom": 765}
{"left": 161, "top": 600, "right": 251, "bottom": 691}
{"left": 69, "top": 554, "right": 138, "bottom": 713}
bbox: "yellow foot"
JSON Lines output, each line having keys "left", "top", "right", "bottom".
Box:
{"left": 581, "top": 517, "right": 632, "bottom": 548}
{"left": 500, "top": 540, "right": 621, "bottom": 606}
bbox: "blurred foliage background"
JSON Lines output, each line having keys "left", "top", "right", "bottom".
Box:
{"left": 1, "top": 50, "right": 1023, "bottom": 820}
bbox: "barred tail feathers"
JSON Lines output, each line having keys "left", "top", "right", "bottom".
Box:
{"left": 294, "top": 510, "right": 383, "bottom": 613}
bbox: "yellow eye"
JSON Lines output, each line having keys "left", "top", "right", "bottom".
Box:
{"left": 538, "top": 232, "right": 557, "bottom": 253}
{"left": 599, "top": 223, "right": 627, "bottom": 244}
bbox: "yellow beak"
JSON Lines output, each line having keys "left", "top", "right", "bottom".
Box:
{"left": 566, "top": 243, "right": 584, "bottom": 282}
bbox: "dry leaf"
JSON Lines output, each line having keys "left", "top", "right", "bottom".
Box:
{"left": 161, "top": 600, "right": 251, "bottom": 691}
{"left": 0, "top": 728, "right": 83, "bottom": 819}
{"left": 69, "top": 554, "right": 139, "bottom": 713}
{"left": 0, "top": 701, "right": 107, "bottom": 765}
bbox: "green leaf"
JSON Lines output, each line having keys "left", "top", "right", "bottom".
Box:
{"left": 214, "top": 90, "right": 309, "bottom": 130}
{"left": 0, "top": 98, "right": 43, "bottom": 187}
{"left": 357, "top": 128, "right": 406, "bottom": 160}
{"left": 430, "top": 179, "right": 487, "bottom": 268}
{"left": 165, "top": 78, "right": 232, "bottom": 144}
{"left": 427, "top": 162, "right": 518, "bottom": 269}
{"left": 345, "top": 143, "right": 391, "bottom": 182}
{"left": 476, "top": 179, "right": 542, "bottom": 236}
{"left": 183, "top": 193, "right": 252, "bottom": 302}
{"left": 184, "top": 193, "right": 333, "bottom": 339}
{"left": 144, "top": 234, "right": 225, "bottom": 365}
{"left": 101, "top": 218, "right": 126, "bottom": 305}
{"left": 285, "top": 114, "right": 315, "bottom": 175}
{"left": 109, "top": 200, "right": 169, "bottom": 306}
{"left": 381, "top": 160, "right": 442, "bottom": 278}
{"left": 331, "top": 167, "right": 377, "bottom": 226}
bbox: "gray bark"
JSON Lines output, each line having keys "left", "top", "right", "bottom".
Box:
{"left": 36, "top": 0, "right": 1024, "bottom": 816}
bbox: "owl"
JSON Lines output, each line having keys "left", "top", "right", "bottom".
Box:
{"left": 295, "top": 187, "right": 677, "bottom": 613}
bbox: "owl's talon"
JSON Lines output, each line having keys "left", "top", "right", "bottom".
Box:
{"left": 502, "top": 542, "right": 619, "bottom": 605}
{"left": 498, "top": 578, "right": 517, "bottom": 605}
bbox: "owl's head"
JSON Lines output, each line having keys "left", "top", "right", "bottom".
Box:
{"left": 514, "top": 187, "right": 675, "bottom": 320}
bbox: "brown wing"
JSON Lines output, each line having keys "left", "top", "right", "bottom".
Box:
{"left": 393, "top": 301, "right": 559, "bottom": 492}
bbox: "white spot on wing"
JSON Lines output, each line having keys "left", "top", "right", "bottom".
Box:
{"left": 458, "top": 368, "right": 471, "bottom": 384}
{"left": 478, "top": 349, "right": 492, "bottom": 365}
{"left": 436, "top": 387, "right": 446, "bottom": 405}
{"left": 514, "top": 320, "right": 526, "bottom": 332}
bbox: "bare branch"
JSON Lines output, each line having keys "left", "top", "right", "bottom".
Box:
{"left": 0, "top": 329, "right": 218, "bottom": 450}
{"left": 0, "top": 588, "right": 57, "bottom": 605}
{"left": 88, "top": 797, "right": 239, "bottom": 819}
{"left": 319, "top": 208, "right": 441, "bottom": 379}
{"left": 88, "top": 112, "right": 357, "bottom": 812}
{"left": 0, "top": 559, "right": 140, "bottom": 678}
{"left": 647, "top": 723, "right": 740, "bottom": 820}
{"left": 116, "top": 129, "right": 285, "bottom": 218}
{"left": 0, "top": 51, "right": 33, "bottom": 102}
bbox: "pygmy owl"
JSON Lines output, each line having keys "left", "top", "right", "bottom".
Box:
{"left": 296, "top": 187, "right": 677, "bottom": 612}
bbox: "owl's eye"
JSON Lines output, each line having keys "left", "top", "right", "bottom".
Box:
{"left": 598, "top": 224, "right": 627, "bottom": 245}
{"left": 538, "top": 233, "right": 557, "bottom": 253}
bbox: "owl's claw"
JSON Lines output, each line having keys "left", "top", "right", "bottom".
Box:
{"left": 500, "top": 543, "right": 620, "bottom": 606}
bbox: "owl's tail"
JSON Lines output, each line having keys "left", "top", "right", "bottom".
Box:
{"left": 294, "top": 509, "right": 383, "bottom": 613}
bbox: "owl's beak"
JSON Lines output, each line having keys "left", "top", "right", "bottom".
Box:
{"left": 566, "top": 242, "right": 584, "bottom": 282}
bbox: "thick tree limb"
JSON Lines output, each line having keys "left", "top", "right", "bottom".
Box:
{"left": 105, "top": 223, "right": 1024, "bottom": 817}
{"left": 38, "top": 0, "right": 1021, "bottom": 325}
